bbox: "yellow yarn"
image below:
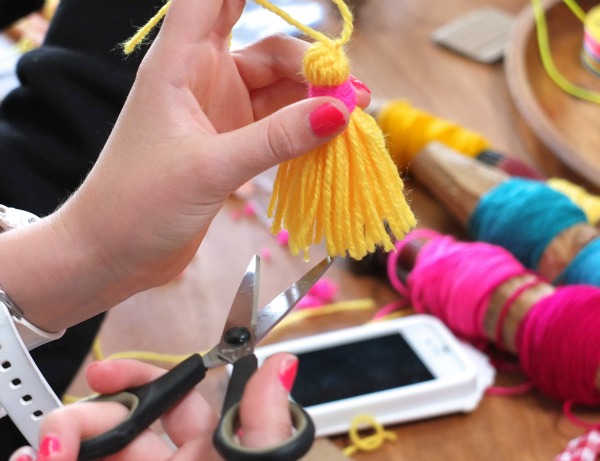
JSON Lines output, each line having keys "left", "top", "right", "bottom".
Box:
{"left": 376, "top": 100, "right": 491, "bottom": 172}
{"left": 547, "top": 178, "right": 600, "bottom": 225}
{"left": 343, "top": 414, "right": 398, "bottom": 456}
{"left": 122, "top": 2, "right": 170, "bottom": 54}
{"left": 273, "top": 298, "right": 376, "bottom": 330}
{"left": 264, "top": 0, "right": 415, "bottom": 260}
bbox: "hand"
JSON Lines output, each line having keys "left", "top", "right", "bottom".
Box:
{"left": 9, "top": 353, "right": 300, "bottom": 461}
{"left": 16, "top": 0, "right": 371, "bottom": 329}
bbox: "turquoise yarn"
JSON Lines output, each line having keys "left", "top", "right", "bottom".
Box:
{"left": 468, "top": 178, "right": 588, "bottom": 270}
{"left": 555, "top": 237, "right": 600, "bottom": 286}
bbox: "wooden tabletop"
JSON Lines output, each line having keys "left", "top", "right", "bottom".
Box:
{"left": 65, "top": 0, "right": 600, "bottom": 459}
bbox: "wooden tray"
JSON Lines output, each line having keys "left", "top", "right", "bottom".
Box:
{"left": 504, "top": 0, "right": 600, "bottom": 187}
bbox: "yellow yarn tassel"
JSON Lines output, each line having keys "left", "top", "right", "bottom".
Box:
{"left": 377, "top": 100, "right": 491, "bottom": 172}
{"left": 262, "top": 0, "right": 415, "bottom": 260}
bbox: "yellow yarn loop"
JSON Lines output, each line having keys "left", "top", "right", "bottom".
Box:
{"left": 343, "top": 414, "right": 398, "bottom": 456}
{"left": 377, "top": 100, "right": 491, "bottom": 172}
{"left": 547, "top": 178, "right": 600, "bottom": 225}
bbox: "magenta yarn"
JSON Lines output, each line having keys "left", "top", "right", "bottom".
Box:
{"left": 517, "top": 285, "right": 600, "bottom": 405}
{"left": 308, "top": 80, "right": 357, "bottom": 112}
{"left": 388, "top": 229, "right": 531, "bottom": 343}
{"left": 388, "top": 229, "right": 600, "bottom": 406}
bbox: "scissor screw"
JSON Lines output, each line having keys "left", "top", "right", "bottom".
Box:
{"left": 224, "top": 327, "right": 251, "bottom": 345}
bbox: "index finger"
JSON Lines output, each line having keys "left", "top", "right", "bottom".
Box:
{"left": 158, "top": 0, "right": 244, "bottom": 49}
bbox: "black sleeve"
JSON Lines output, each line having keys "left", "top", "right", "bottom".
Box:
{"left": 0, "top": 0, "right": 44, "bottom": 29}
{"left": 0, "top": 0, "right": 165, "bottom": 456}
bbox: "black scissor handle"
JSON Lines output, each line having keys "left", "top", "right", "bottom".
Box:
{"left": 213, "top": 401, "right": 315, "bottom": 461}
{"left": 213, "top": 354, "right": 315, "bottom": 461}
{"left": 77, "top": 353, "right": 206, "bottom": 461}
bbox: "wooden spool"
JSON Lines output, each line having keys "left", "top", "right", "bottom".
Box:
{"left": 410, "top": 142, "right": 600, "bottom": 282}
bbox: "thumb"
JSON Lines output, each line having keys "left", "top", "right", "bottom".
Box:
{"left": 239, "top": 353, "right": 299, "bottom": 448}
{"left": 209, "top": 97, "right": 350, "bottom": 188}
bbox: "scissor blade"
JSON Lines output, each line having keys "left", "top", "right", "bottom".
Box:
{"left": 220, "top": 255, "right": 260, "bottom": 341}
{"left": 255, "top": 256, "right": 334, "bottom": 341}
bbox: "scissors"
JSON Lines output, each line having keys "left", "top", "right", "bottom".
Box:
{"left": 77, "top": 255, "right": 334, "bottom": 461}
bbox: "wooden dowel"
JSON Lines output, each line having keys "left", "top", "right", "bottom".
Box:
{"left": 411, "top": 142, "right": 600, "bottom": 281}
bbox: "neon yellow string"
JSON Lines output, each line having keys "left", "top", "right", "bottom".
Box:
{"left": 532, "top": 0, "right": 600, "bottom": 104}
{"left": 273, "top": 299, "right": 376, "bottom": 330}
{"left": 343, "top": 414, "right": 397, "bottom": 456}
{"left": 562, "top": 0, "right": 587, "bottom": 23}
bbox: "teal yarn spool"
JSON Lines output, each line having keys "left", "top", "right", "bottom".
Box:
{"left": 555, "top": 237, "right": 600, "bottom": 286}
{"left": 468, "top": 178, "right": 588, "bottom": 270}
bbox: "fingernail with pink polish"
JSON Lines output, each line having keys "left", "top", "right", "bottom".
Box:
{"left": 9, "top": 446, "right": 36, "bottom": 461}
{"left": 38, "top": 435, "right": 60, "bottom": 461}
{"left": 278, "top": 356, "right": 299, "bottom": 392}
{"left": 349, "top": 75, "right": 371, "bottom": 94}
{"left": 309, "top": 102, "right": 347, "bottom": 137}
{"left": 13, "top": 453, "right": 34, "bottom": 461}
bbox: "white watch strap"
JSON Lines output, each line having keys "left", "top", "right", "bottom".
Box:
{"left": 0, "top": 302, "right": 63, "bottom": 448}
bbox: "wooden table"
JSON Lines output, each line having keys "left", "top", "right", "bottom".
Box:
{"left": 66, "top": 0, "right": 600, "bottom": 459}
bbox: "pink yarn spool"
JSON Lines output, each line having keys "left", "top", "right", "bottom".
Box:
{"left": 387, "top": 229, "right": 600, "bottom": 406}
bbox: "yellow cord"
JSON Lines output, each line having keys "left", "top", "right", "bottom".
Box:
{"left": 562, "top": 0, "right": 587, "bottom": 22}
{"left": 273, "top": 298, "right": 376, "bottom": 330}
{"left": 122, "top": 2, "right": 170, "bottom": 54}
{"left": 254, "top": 0, "right": 352, "bottom": 47}
{"left": 343, "top": 414, "right": 398, "bottom": 456}
{"left": 532, "top": 0, "right": 600, "bottom": 104}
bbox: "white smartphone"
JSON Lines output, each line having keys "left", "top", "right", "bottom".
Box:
{"left": 254, "top": 314, "right": 485, "bottom": 436}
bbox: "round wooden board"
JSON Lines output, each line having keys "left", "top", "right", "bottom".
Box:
{"left": 504, "top": 0, "right": 600, "bottom": 188}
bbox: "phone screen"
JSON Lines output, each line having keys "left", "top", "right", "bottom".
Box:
{"left": 291, "top": 333, "right": 435, "bottom": 407}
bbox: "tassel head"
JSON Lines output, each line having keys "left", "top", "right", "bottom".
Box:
{"left": 303, "top": 41, "right": 350, "bottom": 86}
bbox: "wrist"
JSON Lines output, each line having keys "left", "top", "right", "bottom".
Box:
{"left": 0, "top": 210, "right": 122, "bottom": 332}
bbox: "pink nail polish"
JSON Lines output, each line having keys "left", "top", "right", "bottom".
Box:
{"left": 278, "top": 356, "right": 299, "bottom": 392}
{"left": 15, "top": 455, "right": 34, "bottom": 461}
{"left": 309, "top": 102, "right": 347, "bottom": 137}
{"left": 38, "top": 435, "right": 60, "bottom": 460}
{"left": 349, "top": 75, "right": 371, "bottom": 94}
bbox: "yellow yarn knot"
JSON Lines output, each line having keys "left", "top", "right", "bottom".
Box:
{"left": 343, "top": 414, "right": 398, "bottom": 456}
{"left": 303, "top": 41, "right": 350, "bottom": 86}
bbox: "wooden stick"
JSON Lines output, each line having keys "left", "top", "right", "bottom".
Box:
{"left": 411, "top": 142, "right": 600, "bottom": 282}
